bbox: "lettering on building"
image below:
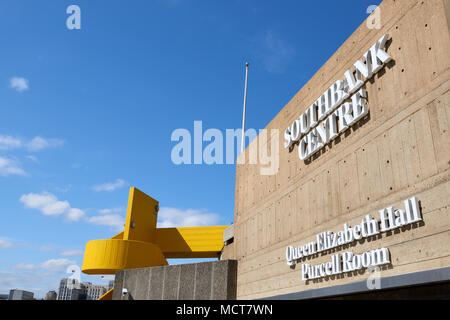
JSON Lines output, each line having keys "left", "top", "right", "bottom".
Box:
{"left": 285, "top": 197, "right": 422, "bottom": 281}
{"left": 284, "top": 34, "right": 393, "bottom": 161}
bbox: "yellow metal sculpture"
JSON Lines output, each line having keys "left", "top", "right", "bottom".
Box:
{"left": 82, "top": 187, "right": 228, "bottom": 299}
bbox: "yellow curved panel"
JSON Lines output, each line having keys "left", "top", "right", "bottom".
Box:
{"left": 82, "top": 239, "right": 168, "bottom": 275}
{"left": 111, "top": 232, "right": 123, "bottom": 240}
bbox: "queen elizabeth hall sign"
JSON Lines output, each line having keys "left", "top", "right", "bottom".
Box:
{"left": 221, "top": 0, "right": 450, "bottom": 300}
{"left": 285, "top": 196, "right": 423, "bottom": 281}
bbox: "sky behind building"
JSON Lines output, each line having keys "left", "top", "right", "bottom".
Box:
{"left": 0, "top": 0, "right": 381, "bottom": 298}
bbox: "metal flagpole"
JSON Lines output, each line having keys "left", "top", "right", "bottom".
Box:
{"left": 241, "top": 62, "right": 249, "bottom": 154}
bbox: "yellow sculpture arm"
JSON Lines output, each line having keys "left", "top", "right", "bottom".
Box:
{"left": 82, "top": 187, "right": 228, "bottom": 275}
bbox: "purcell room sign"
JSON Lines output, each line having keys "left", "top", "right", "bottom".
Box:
{"left": 284, "top": 34, "right": 393, "bottom": 161}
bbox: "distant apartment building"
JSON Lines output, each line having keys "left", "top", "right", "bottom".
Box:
{"left": 86, "top": 283, "right": 107, "bottom": 300}
{"left": 57, "top": 278, "right": 108, "bottom": 300}
{"left": 8, "top": 289, "right": 34, "bottom": 300}
{"left": 108, "top": 280, "right": 114, "bottom": 291}
{"left": 57, "top": 278, "right": 85, "bottom": 300}
{"left": 45, "top": 290, "right": 57, "bottom": 300}
{"left": 0, "top": 294, "right": 9, "bottom": 300}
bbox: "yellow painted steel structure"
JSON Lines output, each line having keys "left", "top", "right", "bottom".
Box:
{"left": 81, "top": 187, "right": 228, "bottom": 299}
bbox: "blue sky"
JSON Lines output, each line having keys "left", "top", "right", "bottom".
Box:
{"left": 0, "top": 0, "right": 381, "bottom": 298}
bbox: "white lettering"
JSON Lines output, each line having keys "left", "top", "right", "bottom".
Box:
{"left": 285, "top": 35, "right": 392, "bottom": 161}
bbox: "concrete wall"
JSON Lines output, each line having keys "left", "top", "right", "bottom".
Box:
{"left": 226, "top": 0, "right": 450, "bottom": 299}
{"left": 112, "top": 260, "right": 237, "bottom": 300}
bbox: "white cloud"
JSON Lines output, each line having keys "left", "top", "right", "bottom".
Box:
{"left": 20, "top": 192, "right": 69, "bottom": 216}
{"left": 10, "top": 77, "right": 29, "bottom": 92}
{"left": 86, "top": 206, "right": 221, "bottom": 231}
{"left": 60, "top": 249, "right": 83, "bottom": 257}
{"left": 39, "top": 245, "right": 54, "bottom": 252}
{"left": 26, "top": 155, "right": 39, "bottom": 163}
{"left": 86, "top": 214, "right": 125, "bottom": 231}
{"left": 0, "top": 272, "right": 43, "bottom": 295}
{"left": 19, "top": 192, "right": 84, "bottom": 221}
{"left": 0, "top": 238, "right": 13, "bottom": 249}
{"left": 0, "top": 135, "right": 22, "bottom": 150}
{"left": 0, "top": 238, "right": 28, "bottom": 250}
{"left": 0, "top": 260, "right": 109, "bottom": 299}
{"left": 26, "top": 136, "right": 64, "bottom": 152}
{"left": 257, "top": 30, "right": 295, "bottom": 74}
{"left": 86, "top": 208, "right": 126, "bottom": 231}
{"left": 0, "top": 134, "right": 64, "bottom": 154}
{"left": 157, "top": 207, "right": 220, "bottom": 228}
{"left": 10, "top": 258, "right": 76, "bottom": 272}
{"left": 0, "top": 135, "right": 64, "bottom": 178}
{"left": 70, "top": 163, "right": 82, "bottom": 169}
{"left": 98, "top": 207, "right": 123, "bottom": 215}
{"left": 66, "top": 208, "right": 85, "bottom": 221}
{"left": 12, "top": 263, "right": 37, "bottom": 271}
{"left": 39, "top": 258, "right": 76, "bottom": 272}
{"left": 93, "top": 179, "right": 127, "bottom": 192}
{"left": 0, "top": 269, "right": 113, "bottom": 299}
{"left": 0, "top": 156, "right": 26, "bottom": 176}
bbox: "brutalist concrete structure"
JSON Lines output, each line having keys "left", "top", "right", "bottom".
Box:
{"left": 222, "top": 0, "right": 450, "bottom": 299}
{"left": 112, "top": 260, "right": 237, "bottom": 300}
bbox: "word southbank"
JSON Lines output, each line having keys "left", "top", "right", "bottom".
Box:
{"left": 285, "top": 197, "right": 422, "bottom": 281}
{"left": 284, "top": 34, "right": 393, "bottom": 161}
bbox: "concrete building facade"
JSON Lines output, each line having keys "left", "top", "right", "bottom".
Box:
{"left": 8, "top": 289, "right": 34, "bottom": 300}
{"left": 57, "top": 278, "right": 108, "bottom": 300}
{"left": 86, "top": 283, "right": 108, "bottom": 300}
{"left": 112, "top": 260, "right": 237, "bottom": 300}
{"left": 57, "top": 278, "right": 83, "bottom": 300}
{"left": 45, "top": 290, "right": 57, "bottom": 300}
{"left": 221, "top": 0, "right": 450, "bottom": 299}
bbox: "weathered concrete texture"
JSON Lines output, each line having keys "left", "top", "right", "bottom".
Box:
{"left": 148, "top": 266, "right": 164, "bottom": 300}
{"left": 232, "top": 0, "right": 450, "bottom": 299}
{"left": 113, "top": 260, "right": 237, "bottom": 300}
{"left": 178, "top": 263, "right": 196, "bottom": 299}
{"left": 223, "top": 225, "right": 234, "bottom": 243}
{"left": 111, "top": 271, "right": 124, "bottom": 300}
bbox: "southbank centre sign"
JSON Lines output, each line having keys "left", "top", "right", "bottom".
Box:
{"left": 230, "top": 0, "right": 450, "bottom": 300}
{"left": 284, "top": 34, "right": 393, "bottom": 161}
{"left": 285, "top": 197, "right": 423, "bottom": 281}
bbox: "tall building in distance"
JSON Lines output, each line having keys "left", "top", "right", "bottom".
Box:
{"left": 108, "top": 280, "right": 114, "bottom": 291}
{"left": 45, "top": 290, "right": 57, "bottom": 300}
{"left": 57, "top": 278, "right": 108, "bottom": 300}
{"left": 8, "top": 289, "right": 34, "bottom": 300}
{"left": 57, "top": 278, "right": 84, "bottom": 300}
{"left": 86, "top": 283, "right": 108, "bottom": 300}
